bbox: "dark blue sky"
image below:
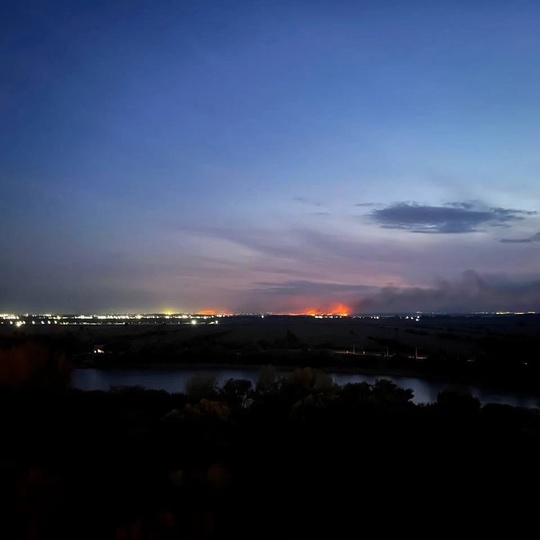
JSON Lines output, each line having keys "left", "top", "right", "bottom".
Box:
{"left": 2, "top": 0, "right": 539, "bottom": 313}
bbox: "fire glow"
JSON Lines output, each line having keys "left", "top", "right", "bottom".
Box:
{"left": 291, "top": 303, "right": 352, "bottom": 317}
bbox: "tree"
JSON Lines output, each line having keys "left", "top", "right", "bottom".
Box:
{"left": 220, "top": 378, "right": 252, "bottom": 407}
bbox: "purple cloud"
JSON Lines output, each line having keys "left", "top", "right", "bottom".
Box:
{"left": 368, "top": 202, "right": 536, "bottom": 234}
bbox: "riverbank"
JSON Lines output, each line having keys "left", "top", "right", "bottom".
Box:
{"left": 73, "top": 360, "right": 540, "bottom": 399}
{"left": 72, "top": 365, "right": 540, "bottom": 409}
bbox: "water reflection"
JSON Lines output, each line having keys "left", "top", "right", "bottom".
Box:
{"left": 72, "top": 368, "right": 540, "bottom": 409}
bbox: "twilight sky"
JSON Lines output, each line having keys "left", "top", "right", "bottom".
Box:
{"left": 1, "top": 0, "right": 539, "bottom": 314}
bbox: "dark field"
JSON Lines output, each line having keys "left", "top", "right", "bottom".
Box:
{"left": 3, "top": 313, "right": 539, "bottom": 355}
{"left": 0, "top": 315, "right": 539, "bottom": 539}
{"left": 2, "top": 314, "right": 539, "bottom": 393}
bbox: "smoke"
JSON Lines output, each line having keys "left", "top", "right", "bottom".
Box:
{"left": 355, "top": 270, "right": 540, "bottom": 313}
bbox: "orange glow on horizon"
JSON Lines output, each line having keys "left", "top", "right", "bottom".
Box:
{"left": 329, "top": 303, "right": 351, "bottom": 316}
{"left": 288, "top": 303, "right": 352, "bottom": 317}
{"left": 303, "top": 308, "right": 322, "bottom": 316}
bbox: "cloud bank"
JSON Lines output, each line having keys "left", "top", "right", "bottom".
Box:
{"left": 368, "top": 202, "right": 536, "bottom": 234}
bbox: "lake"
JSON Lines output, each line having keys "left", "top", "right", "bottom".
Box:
{"left": 72, "top": 367, "right": 540, "bottom": 409}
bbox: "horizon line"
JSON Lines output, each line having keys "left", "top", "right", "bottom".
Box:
{"left": 1, "top": 311, "right": 537, "bottom": 318}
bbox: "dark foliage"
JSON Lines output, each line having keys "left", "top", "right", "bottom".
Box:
{"left": 0, "top": 366, "right": 538, "bottom": 539}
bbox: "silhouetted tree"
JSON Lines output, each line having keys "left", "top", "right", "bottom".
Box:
{"left": 220, "top": 378, "right": 252, "bottom": 407}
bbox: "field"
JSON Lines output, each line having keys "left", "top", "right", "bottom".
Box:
{"left": 1, "top": 314, "right": 539, "bottom": 393}
{"left": 2, "top": 313, "right": 539, "bottom": 355}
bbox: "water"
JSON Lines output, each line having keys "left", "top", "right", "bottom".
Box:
{"left": 72, "top": 367, "right": 540, "bottom": 409}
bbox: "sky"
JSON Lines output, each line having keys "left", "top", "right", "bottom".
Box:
{"left": 1, "top": 0, "right": 539, "bottom": 314}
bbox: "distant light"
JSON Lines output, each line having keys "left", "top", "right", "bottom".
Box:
{"left": 191, "top": 319, "right": 197, "bottom": 325}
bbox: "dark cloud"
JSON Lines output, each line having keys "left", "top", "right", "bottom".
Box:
{"left": 368, "top": 202, "right": 536, "bottom": 233}
{"left": 353, "top": 202, "right": 381, "bottom": 207}
{"left": 491, "top": 207, "right": 537, "bottom": 216}
{"left": 500, "top": 232, "right": 540, "bottom": 244}
{"left": 355, "top": 271, "right": 540, "bottom": 313}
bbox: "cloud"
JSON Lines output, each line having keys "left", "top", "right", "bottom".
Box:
{"left": 152, "top": 221, "right": 540, "bottom": 313}
{"left": 354, "top": 271, "right": 540, "bottom": 313}
{"left": 353, "top": 202, "right": 381, "bottom": 208}
{"left": 368, "top": 202, "right": 536, "bottom": 234}
{"left": 294, "top": 197, "right": 322, "bottom": 207}
{"left": 255, "top": 280, "right": 375, "bottom": 297}
{"left": 444, "top": 201, "right": 476, "bottom": 210}
{"left": 188, "top": 225, "right": 414, "bottom": 273}
{"left": 500, "top": 232, "right": 540, "bottom": 244}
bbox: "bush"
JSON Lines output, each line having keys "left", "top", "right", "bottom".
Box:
{"left": 0, "top": 341, "right": 71, "bottom": 390}
{"left": 185, "top": 374, "right": 218, "bottom": 401}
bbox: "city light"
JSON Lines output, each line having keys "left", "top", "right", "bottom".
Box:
{"left": 0, "top": 310, "right": 535, "bottom": 327}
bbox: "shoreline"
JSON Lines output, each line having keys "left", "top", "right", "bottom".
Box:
{"left": 73, "top": 361, "right": 540, "bottom": 398}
